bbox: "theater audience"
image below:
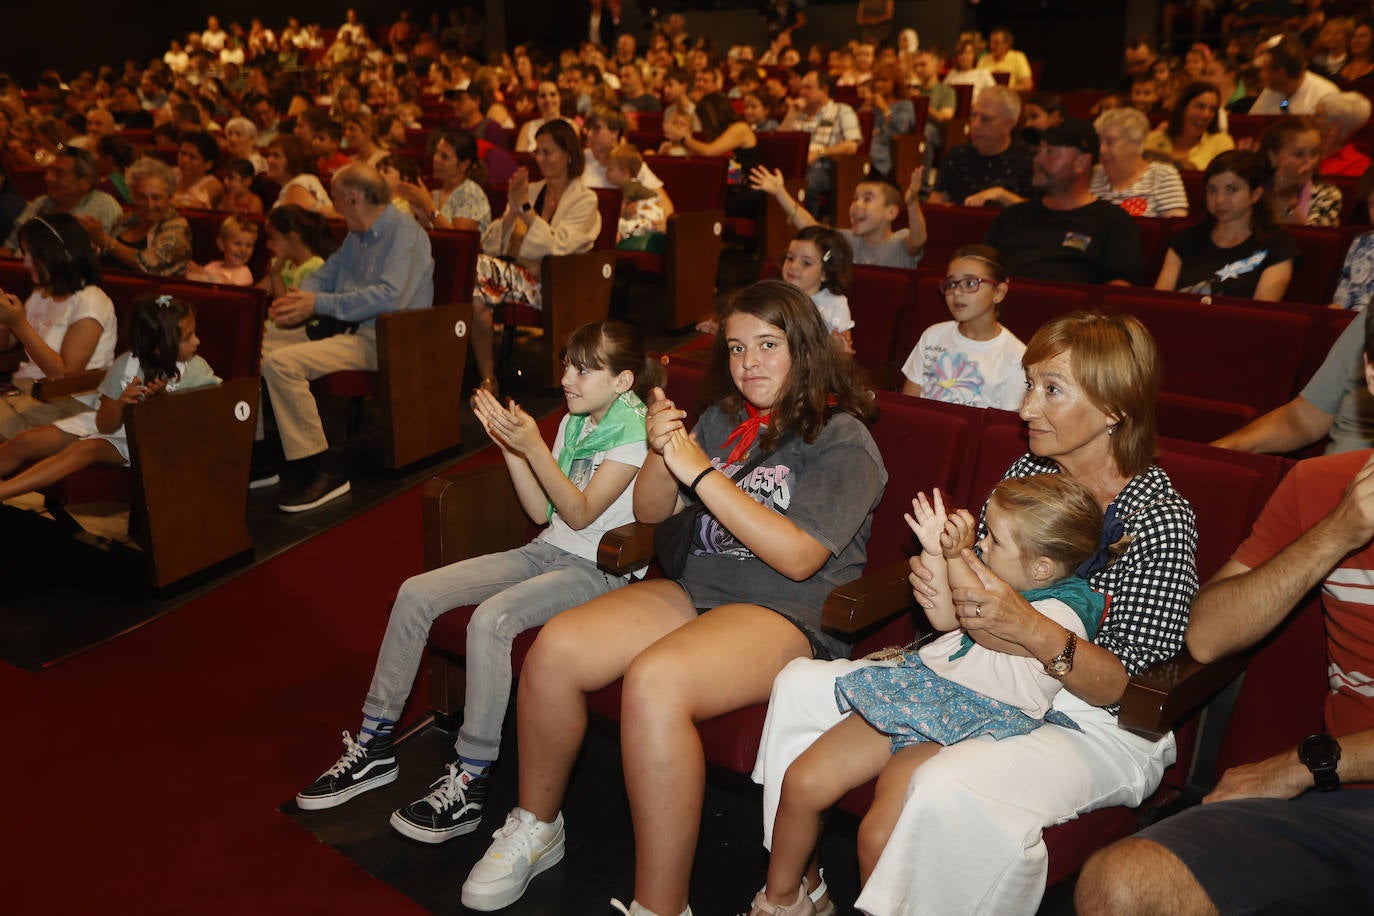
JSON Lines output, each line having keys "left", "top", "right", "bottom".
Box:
{"left": 0, "top": 213, "right": 116, "bottom": 439}
{"left": 1155, "top": 150, "right": 1296, "bottom": 301}
{"left": 1144, "top": 81, "right": 1234, "bottom": 171}
{"left": 1260, "top": 117, "right": 1342, "bottom": 227}
{"left": 255, "top": 163, "right": 434, "bottom": 512}
{"left": 1315, "top": 92, "right": 1373, "bottom": 179}
{"left": 85, "top": 157, "right": 191, "bottom": 277}
{"left": 265, "top": 135, "right": 335, "bottom": 215}
{"left": 1, "top": 146, "right": 122, "bottom": 255}
{"left": 984, "top": 119, "right": 1143, "bottom": 285}
{"left": 1250, "top": 32, "right": 1338, "bottom": 116}
{"left": 929, "top": 86, "right": 1033, "bottom": 208}
{"left": 172, "top": 131, "right": 224, "bottom": 210}
{"left": 1091, "top": 108, "right": 1188, "bottom": 219}
{"left": 469, "top": 120, "right": 598, "bottom": 396}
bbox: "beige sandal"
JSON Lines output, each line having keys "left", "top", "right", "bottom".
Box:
{"left": 745, "top": 882, "right": 815, "bottom": 916}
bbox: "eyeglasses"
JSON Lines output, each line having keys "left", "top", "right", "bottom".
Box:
{"left": 939, "top": 276, "right": 997, "bottom": 294}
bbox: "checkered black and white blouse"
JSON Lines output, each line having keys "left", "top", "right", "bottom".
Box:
{"left": 983, "top": 454, "right": 1199, "bottom": 711}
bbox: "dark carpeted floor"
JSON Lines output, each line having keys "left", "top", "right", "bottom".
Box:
{"left": 284, "top": 716, "right": 780, "bottom": 915}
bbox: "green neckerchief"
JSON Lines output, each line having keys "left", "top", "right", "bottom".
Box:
{"left": 547, "top": 389, "right": 647, "bottom": 521}
{"left": 947, "top": 575, "right": 1105, "bottom": 661}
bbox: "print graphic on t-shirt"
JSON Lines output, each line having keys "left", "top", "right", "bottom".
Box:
{"left": 567, "top": 455, "right": 597, "bottom": 490}
{"left": 922, "top": 351, "right": 988, "bottom": 404}
{"left": 1179, "top": 249, "right": 1269, "bottom": 296}
{"left": 692, "top": 459, "right": 792, "bottom": 560}
{"left": 1062, "top": 231, "right": 1092, "bottom": 251}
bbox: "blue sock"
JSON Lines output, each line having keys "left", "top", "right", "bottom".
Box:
{"left": 458, "top": 754, "right": 492, "bottom": 778}
{"left": 359, "top": 714, "right": 395, "bottom": 745}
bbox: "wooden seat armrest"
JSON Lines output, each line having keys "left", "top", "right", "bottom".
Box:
{"left": 422, "top": 459, "right": 529, "bottom": 570}
{"left": 664, "top": 210, "right": 724, "bottom": 329}
{"left": 598, "top": 520, "right": 657, "bottom": 576}
{"left": 822, "top": 559, "right": 918, "bottom": 635}
{"left": 376, "top": 302, "right": 472, "bottom": 468}
{"left": 33, "top": 368, "right": 107, "bottom": 402}
{"left": 1117, "top": 650, "right": 1248, "bottom": 741}
{"left": 831, "top": 151, "right": 869, "bottom": 227}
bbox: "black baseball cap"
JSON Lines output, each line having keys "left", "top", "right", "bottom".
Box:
{"left": 1022, "top": 118, "right": 1100, "bottom": 162}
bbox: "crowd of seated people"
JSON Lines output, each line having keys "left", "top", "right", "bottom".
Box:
{"left": 3, "top": 4, "right": 1374, "bottom": 913}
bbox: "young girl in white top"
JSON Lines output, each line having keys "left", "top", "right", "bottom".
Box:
{"left": 0, "top": 293, "right": 216, "bottom": 501}
{"left": 749, "top": 475, "right": 1110, "bottom": 916}
{"left": 0, "top": 214, "right": 118, "bottom": 439}
{"left": 900, "top": 245, "right": 1026, "bottom": 411}
{"left": 697, "top": 227, "right": 858, "bottom": 355}
{"left": 783, "top": 225, "right": 855, "bottom": 356}
{"left": 296, "top": 320, "right": 665, "bottom": 846}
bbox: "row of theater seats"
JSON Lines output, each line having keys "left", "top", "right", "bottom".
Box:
{"left": 0, "top": 219, "right": 478, "bottom": 588}
{"left": 672, "top": 258, "right": 1350, "bottom": 446}
{"left": 0, "top": 257, "right": 264, "bottom": 587}
{"left": 417, "top": 359, "right": 1326, "bottom": 892}
{"left": 914, "top": 202, "right": 1364, "bottom": 306}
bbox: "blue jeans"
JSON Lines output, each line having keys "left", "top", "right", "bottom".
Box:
{"left": 363, "top": 539, "right": 627, "bottom": 762}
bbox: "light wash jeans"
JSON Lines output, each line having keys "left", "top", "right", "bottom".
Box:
{"left": 363, "top": 539, "right": 627, "bottom": 762}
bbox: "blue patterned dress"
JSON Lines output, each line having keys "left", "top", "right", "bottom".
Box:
{"left": 834, "top": 577, "right": 1104, "bottom": 750}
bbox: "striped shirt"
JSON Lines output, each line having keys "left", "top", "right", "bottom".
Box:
{"left": 1089, "top": 162, "right": 1189, "bottom": 219}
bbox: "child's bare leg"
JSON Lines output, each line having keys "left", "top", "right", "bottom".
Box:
{"left": 857, "top": 742, "right": 941, "bottom": 884}
{"left": 0, "top": 426, "right": 76, "bottom": 478}
{"left": 765, "top": 713, "right": 892, "bottom": 905}
{"left": 0, "top": 438, "right": 124, "bottom": 501}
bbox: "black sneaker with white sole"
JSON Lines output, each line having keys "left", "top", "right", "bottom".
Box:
{"left": 278, "top": 468, "right": 351, "bottom": 513}
{"left": 390, "top": 764, "right": 488, "bottom": 843}
{"left": 295, "top": 731, "right": 399, "bottom": 810}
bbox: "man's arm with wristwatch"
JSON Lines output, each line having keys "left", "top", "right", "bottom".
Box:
{"left": 1204, "top": 730, "right": 1372, "bottom": 802}
{"left": 1186, "top": 454, "right": 1374, "bottom": 799}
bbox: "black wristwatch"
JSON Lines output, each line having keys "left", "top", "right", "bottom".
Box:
{"left": 1298, "top": 733, "right": 1342, "bottom": 792}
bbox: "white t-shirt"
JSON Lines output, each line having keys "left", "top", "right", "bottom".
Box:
{"left": 1250, "top": 70, "right": 1339, "bottom": 115}
{"left": 812, "top": 288, "right": 854, "bottom": 334}
{"left": 901, "top": 321, "right": 1026, "bottom": 410}
{"left": 943, "top": 68, "right": 997, "bottom": 102}
{"left": 538, "top": 412, "right": 649, "bottom": 564}
{"left": 14, "top": 285, "right": 118, "bottom": 385}
{"left": 581, "top": 155, "right": 664, "bottom": 192}
{"left": 917, "top": 596, "right": 1086, "bottom": 719}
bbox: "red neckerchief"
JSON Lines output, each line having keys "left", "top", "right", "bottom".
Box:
{"left": 721, "top": 403, "right": 770, "bottom": 465}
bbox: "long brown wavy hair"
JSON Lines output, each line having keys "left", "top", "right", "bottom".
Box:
{"left": 701, "top": 280, "right": 875, "bottom": 449}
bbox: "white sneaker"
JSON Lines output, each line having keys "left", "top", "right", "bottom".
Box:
{"left": 610, "top": 900, "right": 693, "bottom": 916}
{"left": 460, "top": 807, "right": 565, "bottom": 911}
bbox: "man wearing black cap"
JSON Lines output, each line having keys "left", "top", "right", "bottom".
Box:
{"left": 983, "top": 118, "right": 1144, "bottom": 286}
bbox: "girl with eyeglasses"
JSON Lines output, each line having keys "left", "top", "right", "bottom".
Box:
{"left": 899, "top": 245, "right": 1027, "bottom": 410}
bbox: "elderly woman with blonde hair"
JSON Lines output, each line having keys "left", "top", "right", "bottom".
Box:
{"left": 1316, "top": 91, "right": 1374, "bottom": 179}
{"left": 1090, "top": 107, "right": 1189, "bottom": 218}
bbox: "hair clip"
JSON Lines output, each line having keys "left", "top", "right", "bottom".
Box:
{"left": 821, "top": 249, "right": 832, "bottom": 262}
{"left": 155, "top": 294, "right": 174, "bottom": 309}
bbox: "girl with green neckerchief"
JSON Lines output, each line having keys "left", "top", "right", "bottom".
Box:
{"left": 294, "top": 321, "right": 664, "bottom": 849}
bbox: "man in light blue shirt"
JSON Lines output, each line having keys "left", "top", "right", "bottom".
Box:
{"left": 260, "top": 162, "right": 434, "bottom": 512}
